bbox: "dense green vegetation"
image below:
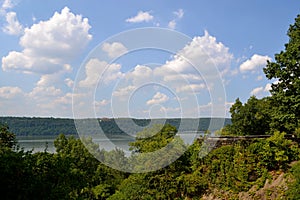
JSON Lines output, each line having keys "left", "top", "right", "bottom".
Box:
{"left": 0, "top": 117, "right": 231, "bottom": 136}
{"left": 1, "top": 123, "right": 299, "bottom": 199}
{"left": 0, "top": 14, "right": 299, "bottom": 200}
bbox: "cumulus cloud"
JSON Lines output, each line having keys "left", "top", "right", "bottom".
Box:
{"left": 159, "top": 106, "right": 180, "bottom": 113}
{"left": 250, "top": 83, "right": 272, "bottom": 97}
{"left": 168, "top": 9, "right": 184, "bottom": 30}
{"left": 146, "top": 92, "right": 169, "bottom": 105}
{"left": 264, "top": 83, "right": 272, "bottom": 91}
{"left": 29, "top": 86, "right": 62, "bottom": 99}
{"left": 2, "top": 7, "right": 92, "bottom": 74}
{"left": 240, "top": 54, "right": 271, "bottom": 73}
{"left": 176, "top": 83, "right": 206, "bottom": 93}
{"left": 9, "top": 29, "right": 232, "bottom": 117}
{"left": 126, "top": 11, "right": 154, "bottom": 23}
{"left": 0, "top": 86, "right": 23, "bottom": 99}
{"left": 79, "top": 58, "right": 123, "bottom": 87}
{"left": 125, "top": 65, "right": 153, "bottom": 85}
{"left": 94, "top": 99, "right": 109, "bottom": 107}
{"left": 168, "top": 20, "right": 176, "bottom": 29}
{"left": 154, "top": 30, "right": 232, "bottom": 93}
{"left": 174, "top": 9, "right": 184, "bottom": 19}
{"left": 2, "top": 11, "right": 23, "bottom": 35}
{"left": 64, "top": 78, "right": 74, "bottom": 88}
{"left": 162, "top": 30, "right": 232, "bottom": 72}
{"left": 250, "top": 87, "right": 264, "bottom": 96}
{"left": 36, "top": 66, "right": 71, "bottom": 87}
{"left": 112, "top": 85, "right": 136, "bottom": 97}
{"left": 2, "top": 0, "right": 13, "bottom": 9}
{"left": 198, "top": 101, "right": 233, "bottom": 118}
{"left": 102, "top": 42, "right": 128, "bottom": 58}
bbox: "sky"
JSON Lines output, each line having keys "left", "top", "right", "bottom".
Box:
{"left": 0, "top": 0, "right": 299, "bottom": 118}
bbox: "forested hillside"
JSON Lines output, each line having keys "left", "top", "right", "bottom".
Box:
{"left": 0, "top": 117, "right": 231, "bottom": 136}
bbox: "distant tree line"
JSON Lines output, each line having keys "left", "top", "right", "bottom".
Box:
{"left": 0, "top": 117, "right": 231, "bottom": 136}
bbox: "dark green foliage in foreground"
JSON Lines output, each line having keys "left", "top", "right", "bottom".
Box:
{"left": 109, "top": 129, "right": 300, "bottom": 199}
{"left": 0, "top": 125, "right": 127, "bottom": 199}
{"left": 1, "top": 121, "right": 300, "bottom": 199}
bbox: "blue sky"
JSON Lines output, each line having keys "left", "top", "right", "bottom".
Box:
{"left": 0, "top": 0, "right": 299, "bottom": 118}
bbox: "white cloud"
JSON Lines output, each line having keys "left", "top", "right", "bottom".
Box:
{"left": 29, "top": 86, "right": 62, "bottom": 99}
{"left": 167, "top": 9, "right": 184, "bottom": 30}
{"left": 146, "top": 92, "right": 169, "bottom": 105}
{"left": 94, "top": 99, "right": 109, "bottom": 107}
{"left": 102, "top": 42, "right": 128, "bottom": 58}
{"left": 154, "top": 30, "right": 232, "bottom": 94}
{"left": 198, "top": 101, "right": 234, "bottom": 118}
{"left": 250, "top": 87, "right": 264, "bottom": 96}
{"left": 176, "top": 83, "right": 206, "bottom": 93}
{"left": 64, "top": 78, "right": 74, "bottom": 88}
{"left": 2, "top": 11, "right": 23, "bottom": 35}
{"left": 2, "top": 7, "right": 92, "bottom": 74}
{"left": 256, "top": 75, "right": 263, "bottom": 81}
{"left": 168, "top": 20, "right": 176, "bottom": 29}
{"left": 264, "top": 83, "right": 272, "bottom": 92}
{"left": 79, "top": 58, "right": 123, "bottom": 87}
{"left": 1, "top": 30, "right": 234, "bottom": 117}
{"left": 0, "top": 86, "right": 23, "bottom": 99}
{"left": 159, "top": 106, "right": 180, "bottom": 113}
{"left": 112, "top": 85, "right": 136, "bottom": 97}
{"left": 36, "top": 67, "right": 71, "bottom": 87}
{"left": 161, "top": 31, "right": 232, "bottom": 73}
{"left": 0, "top": 85, "right": 81, "bottom": 117}
{"left": 54, "top": 92, "right": 73, "bottom": 105}
{"left": 250, "top": 83, "right": 272, "bottom": 97}
{"left": 125, "top": 65, "right": 153, "bottom": 85}
{"left": 2, "top": 0, "right": 12, "bottom": 8}
{"left": 240, "top": 54, "right": 271, "bottom": 73}
{"left": 126, "top": 11, "right": 154, "bottom": 23}
{"left": 174, "top": 9, "right": 184, "bottom": 19}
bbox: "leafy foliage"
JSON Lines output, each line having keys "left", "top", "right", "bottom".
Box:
{"left": 286, "top": 161, "right": 300, "bottom": 199}
{"left": 263, "top": 14, "right": 300, "bottom": 133}
{"left": 0, "top": 124, "right": 16, "bottom": 149}
{"left": 224, "top": 96, "right": 271, "bottom": 135}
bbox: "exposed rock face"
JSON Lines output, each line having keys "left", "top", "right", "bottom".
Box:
{"left": 239, "top": 173, "right": 287, "bottom": 200}
{"left": 202, "top": 172, "right": 288, "bottom": 200}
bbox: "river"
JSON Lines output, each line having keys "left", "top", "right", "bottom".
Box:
{"left": 17, "top": 132, "right": 204, "bottom": 153}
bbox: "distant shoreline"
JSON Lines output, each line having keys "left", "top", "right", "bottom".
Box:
{"left": 1, "top": 117, "right": 231, "bottom": 136}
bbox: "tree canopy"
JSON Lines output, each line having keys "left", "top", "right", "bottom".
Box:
{"left": 263, "top": 14, "right": 300, "bottom": 133}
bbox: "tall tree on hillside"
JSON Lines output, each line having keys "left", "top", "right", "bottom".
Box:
{"left": 264, "top": 15, "right": 300, "bottom": 133}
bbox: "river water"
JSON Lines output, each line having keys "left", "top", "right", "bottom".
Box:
{"left": 17, "top": 132, "right": 203, "bottom": 153}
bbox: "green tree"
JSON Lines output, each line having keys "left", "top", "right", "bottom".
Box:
{"left": 263, "top": 14, "right": 300, "bottom": 133}
{"left": 226, "top": 96, "right": 271, "bottom": 135}
{"left": 0, "top": 124, "right": 16, "bottom": 150}
{"left": 129, "top": 124, "right": 178, "bottom": 153}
